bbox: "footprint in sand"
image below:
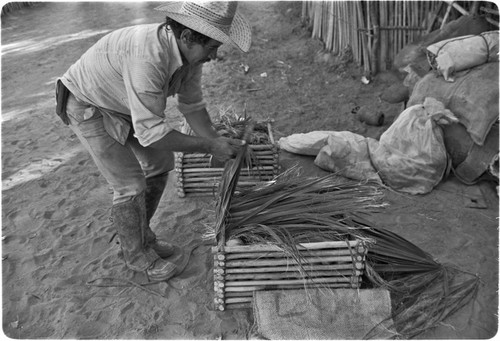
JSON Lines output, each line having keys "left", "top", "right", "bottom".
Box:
{"left": 168, "top": 240, "right": 209, "bottom": 289}
{"left": 32, "top": 248, "right": 55, "bottom": 266}
{"left": 31, "top": 266, "right": 50, "bottom": 283}
{"left": 2, "top": 258, "right": 17, "bottom": 279}
{"left": 99, "top": 252, "right": 123, "bottom": 271}
{"left": 75, "top": 321, "right": 107, "bottom": 339}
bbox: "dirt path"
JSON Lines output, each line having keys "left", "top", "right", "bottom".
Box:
{"left": 2, "top": 2, "right": 498, "bottom": 339}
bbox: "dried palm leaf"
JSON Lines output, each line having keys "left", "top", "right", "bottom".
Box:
{"left": 214, "top": 120, "right": 255, "bottom": 250}
{"left": 213, "top": 112, "right": 272, "bottom": 145}
{"left": 212, "top": 112, "right": 275, "bottom": 180}
{"left": 215, "top": 161, "right": 480, "bottom": 338}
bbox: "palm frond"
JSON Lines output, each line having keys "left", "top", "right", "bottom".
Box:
{"left": 215, "top": 158, "right": 480, "bottom": 338}
{"left": 214, "top": 120, "right": 255, "bottom": 249}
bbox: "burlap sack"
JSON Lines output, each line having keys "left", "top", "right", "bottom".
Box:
{"left": 254, "top": 288, "right": 394, "bottom": 340}
{"left": 314, "top": 131, "right": 382, "bottom": 183}
{"left": 426, "top": 31, "right": 499, "bottom": 82}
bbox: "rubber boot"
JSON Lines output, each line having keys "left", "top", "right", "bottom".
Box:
{"left": 144, "top": 173, "right": 178, "bottom": 258}
{"left": 111, "top": 191, "right": 178, "bottom": 281}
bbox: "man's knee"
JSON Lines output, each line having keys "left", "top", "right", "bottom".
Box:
{"left": 112, "top": 181, "right": 147, "bottom": 205}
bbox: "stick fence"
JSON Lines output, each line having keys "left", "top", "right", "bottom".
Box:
{"left": 301, "top": 1, "right": 489, "bottom": 75}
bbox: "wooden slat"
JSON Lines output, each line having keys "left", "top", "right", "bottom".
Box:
{"left": 480, "top": 6, "right": 500, "bottom": 16}
{"left": 486, "top": 16, "right": 500, "bottom": 27}
{"left": 214, "top": 240, "right": 363, "bottom": 253}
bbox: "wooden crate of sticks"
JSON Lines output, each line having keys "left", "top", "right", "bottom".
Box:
{"left": 175, "top": 118, "right": 279, "bottom": 197}
{"left": 212, "top": 239, "right": 368, "bottom": 311}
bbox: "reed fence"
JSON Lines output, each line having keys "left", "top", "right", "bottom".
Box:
{"left": 301, "top": 0, "right": 496, "bottom": 75}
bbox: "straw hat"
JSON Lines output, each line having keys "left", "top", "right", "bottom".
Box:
{"left": 155, "top": 1, "right": 251, "bottom": 52}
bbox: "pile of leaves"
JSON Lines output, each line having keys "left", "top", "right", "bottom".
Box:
{"left": 213, "top": 114, "right": 274, "bottom": 145}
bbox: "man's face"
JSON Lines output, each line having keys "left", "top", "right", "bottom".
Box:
{"left": 180, "top": 30, "right": 222, "bottom": 65}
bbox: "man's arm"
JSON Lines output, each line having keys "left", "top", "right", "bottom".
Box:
{"left": 148, "top": 129, "right": 244, "bottom": 161}
{"left": 183, "top": 107, "right": 219, "bottom": 139}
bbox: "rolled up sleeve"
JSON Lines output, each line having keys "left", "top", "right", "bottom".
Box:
{"left": 177, "top": 64, "right": 206, "bottom": 114}
{"left": 123, "top": 57, "right": 174, "bottom": 146}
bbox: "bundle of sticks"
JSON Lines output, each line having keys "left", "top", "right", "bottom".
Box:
{"left": 213, "top": 240, "right": 368, "bottom": 310}
{"left": 175, "top": 117, "right": 279, "bottom": 197}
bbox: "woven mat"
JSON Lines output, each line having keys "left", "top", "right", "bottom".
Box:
{"left": 253, "top": 288, "right": 394, "bottom": 340}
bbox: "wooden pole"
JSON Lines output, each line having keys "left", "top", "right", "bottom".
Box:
{"left": 395, "top": 1, "right": 400, "bottom": 55}
{"left": 223, "top": 248, "right": 360, "bottom": 260}
{"left": 342, "top": 1, "right": 348, "bottom": 53}
{"left": 426, "top": 2, "right": 444, "bottom": 34}
{"left": 225, "top": 276, "right": 356, "bottom": 287}
{"left": 325, "top": 1, "right": 332, "bottom": 51}
{"left": 215, "top": 240, "right": 364, "bottom": 253}
{"left": 182, "top": 181, "right": 265, "bottom": 189}
{"left": 224, "top": 256, "right": 363, "bottom": 268}
{"left": 312, "top": 1, "right": 321, "bottom": 39}
{"left": 180, "top": 177, "right": 273, "bottom": 185}
{"left": 356, "top": 1, "right": 370, "bottom": 74}
{"left": 369, "top": 1, "right": 379, "bottom": 75}
{"left": 402, "top": 0, "right": 407, "bottom": 48}
{"left": 379, "top": 1, "right": 387, "bottom": 70}
{"left": 223, "top": 270, "right": 363, "bottom": 281}
{"left": 388, "top": 1, "right": 394, "bottom": 61}
{"left": 441, "top": 2, "right": 454, "bottom": 29}
{"left": 181, "top": 169, "right": 276, "bottom": 178}
{"left": 181, "top": 192, "right": 215, "bottom": 197}
{"left": 339, "top": 1, "right": 344, "bottom": 54}
{"left": 224, "top": 291, "right": 253, "bottom": 298}
{"left": 443, "top": 0, "right": 469, "bottom": 16}
{"left": 223, "top": 280, "right": 360, "bottom": 292}
{"left": 365, "top": 0, "right": 372, "bottom": 75}
{"left": 223, "top": 302, "right": 252, "bottom": 310}
{"left": 181, "top": 172, "right": 275, "bottom": 180}
{"left": 180, "top": 166, "right": 276, "bottom": 173}
{"left": 409, "top": 1, "right": 415, "bottom": 43}
{"left": 480, "top": 6, "right": 500, "bottom": 16}
{"left": 220, "top": 282, "right": 362, "bottom": 302}
{"left": 225, "top": 297, "right": 252, "bottom": 304}
{"left": 330, "top": 1, "right": 337, "bottom": 54}
{"left": 180, "top": 162, "right": 213, "bottom": 167}
{"left": 354, "top": 2, "right": 360, "bottom": 64}
{"left": 223, "top": 263, "right": 364, "bottom": 274}
{"left": 348, "top": 2, "right": 355, "bottom": 63}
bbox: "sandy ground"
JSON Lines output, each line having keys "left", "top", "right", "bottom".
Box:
{"left": 2, "top": 2, "right": 498, "bottom": 339}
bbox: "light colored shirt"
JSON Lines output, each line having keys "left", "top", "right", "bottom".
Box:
{"left": 60, "top": 23, "right": 206, "bottom": 146}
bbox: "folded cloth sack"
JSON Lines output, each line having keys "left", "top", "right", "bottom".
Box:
{"left": 254, "top": 288, "right": 394, "bottom": 340}
{"left": 426, "top": 31, "right": 499, "bottom": 82}
{"left": 278, "top": 131, "right": 335, "bottom": 156}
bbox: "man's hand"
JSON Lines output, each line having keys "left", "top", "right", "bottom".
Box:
{"left": 209, "top": 137, "right": 246, "bottom": 162}
{"left": 148, "top": 130, "right": 246, "bottom": 160}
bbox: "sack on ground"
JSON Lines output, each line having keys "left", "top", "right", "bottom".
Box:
{"left": 393, "top": 15, "right": 490, "bottom": 73}
{"left": 368, "top": 97, "right": 457, "bottom": 194}
{"left": 426, "top": 31, "right": 499, "bottom": 82}
{"left": 314, "top": 131, "right": 381, "bottom": 183}
{"left": 278, "top": 131, "right": 334, "bottom": 156}
{"left": 408, "top": 61, "right": 498, "bottom": 146}
{"left": 254, "top": 288, "right": 394, "bottom": 340}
